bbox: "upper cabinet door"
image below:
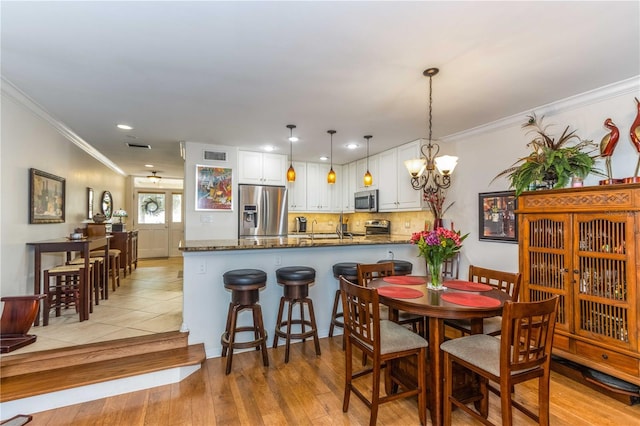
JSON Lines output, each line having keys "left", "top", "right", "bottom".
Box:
{"left": 395, "top": 140, "right": 423, "bottom": 209}
{"left": 287, "top": 161, "right": 307, "bottom": 211}
{"left": 238, "top": 151, "right": 287, "bottom": 185}
{"left": 261, "top": 153, "right": 287, "bottom": 185}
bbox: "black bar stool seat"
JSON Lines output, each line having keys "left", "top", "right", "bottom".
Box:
{"left": 329, "top": 262, "right": 359, "bottom": 341}
{"left": 221, "top": 269, "right": 269, "bottom": 375}
{"left": 377, "top": 259, "right": 413, "bottom": 276}
{"left": 273, "top": 266, "right": 321, "bottom": 363}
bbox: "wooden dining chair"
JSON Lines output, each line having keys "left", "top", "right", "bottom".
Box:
{"left": 358, "top": 262, "right": 425, "bottom": 336}
{"left": 340, "top": 276, "right": 428, "bottom": 426}
{"left": 441, "top": 296, "right": 559, "bottom": 426}
{"left": 445, "top": 265, "right": 522, "bottom": 336}
{"left": 0, "top": 295, "right": 46, "bottom": 353}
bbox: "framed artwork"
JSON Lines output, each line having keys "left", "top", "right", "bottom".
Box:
{"left": 196, "top": 165, "right": 233, "bottom": 211}
{"left": 479, "top": 191, "right": 517, "bottom": 243}
{"left": 29, "top": 168, "right": 65, "bottom": 224}
{"left": 87, "top": 187, "right": 94, "bottom": 219}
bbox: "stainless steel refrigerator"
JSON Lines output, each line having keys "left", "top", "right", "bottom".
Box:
{"left": 238, "top": 184, "right": 288, "bottom": 237}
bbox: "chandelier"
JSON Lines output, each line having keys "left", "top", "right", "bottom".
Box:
{"left": 404, "top": 68, "right": 458, "bottom": 196}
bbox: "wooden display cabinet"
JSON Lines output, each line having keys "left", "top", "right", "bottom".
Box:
{"left": 517, "top": 184, "right": 639, "bottom": 387}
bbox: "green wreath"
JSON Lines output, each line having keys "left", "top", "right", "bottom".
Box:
{"left": 142, "top": 198, "right": 160, "bottom": 215}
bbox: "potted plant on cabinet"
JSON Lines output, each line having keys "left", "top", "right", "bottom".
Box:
{"left": 494, "top": 114, "right": 602, "bottom": 196}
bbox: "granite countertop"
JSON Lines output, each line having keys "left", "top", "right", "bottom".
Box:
{"left": 179, "top": 235, "right": 412, "bottom": 252}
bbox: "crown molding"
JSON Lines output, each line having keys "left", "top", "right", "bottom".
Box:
{"left": 1, "top": 76, "right": 126, "bottom": 176}
{"left": 444, "top": 76, "right": 640, "bottom": 142}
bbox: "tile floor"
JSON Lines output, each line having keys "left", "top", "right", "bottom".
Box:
{"left": 8, "top": 257, "right": 183, "bottom": 355}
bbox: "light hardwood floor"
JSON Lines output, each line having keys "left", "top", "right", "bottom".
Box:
{"left": 26, "top": 336, "right": 640, "bottom": 425}
{"left": 10, "top": 258, "right": 183, "bottom": 355}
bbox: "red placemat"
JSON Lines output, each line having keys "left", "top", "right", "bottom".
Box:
{"left": 443, "top": 281, "right": 492, "bottom": 292}
{"left": 377, "top": 286, "right": 424, "bottom": 299}
{"left": 383, "top": 276, "right": 426, "bottom": 285}
{"left": 441, "top": 293, "right": 501, "bottom": 307}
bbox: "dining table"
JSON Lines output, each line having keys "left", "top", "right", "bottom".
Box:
{"left": 368, "top": 276, "right": 512, "bottom": 426}
{"left": 26, "top": 235, "right": 111, "bottom": 325}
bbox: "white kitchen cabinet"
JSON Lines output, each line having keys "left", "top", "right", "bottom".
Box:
{"left": 287, "top": 161, "right": 307, "bottom": 211}
{"left": 307, "top": 163, "right": 342, "bottom": 211}
{"left": 356, "top": 154, "right": 379, "bottom": 192}
{"left": 238, "top": 151, "right": 287, "bottom": 185}
{"left": 341, "top": 161, "right": 357, "bottom": 212}
{"left": 378, "top": 140, "right": 424, "bottom": 211}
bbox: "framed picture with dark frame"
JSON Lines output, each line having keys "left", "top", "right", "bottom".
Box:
{"left": 29, "top": 168, "right": 65, "bottom": 224}
{"left": 479, "top": 190, "right": 517, "bottom": 242}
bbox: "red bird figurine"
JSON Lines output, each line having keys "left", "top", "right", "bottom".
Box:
{"left": 631, "top": 97, "right": 640, "bottom": 177}
{"left": 600, "top": 118, "right": 620, "bottom": 179}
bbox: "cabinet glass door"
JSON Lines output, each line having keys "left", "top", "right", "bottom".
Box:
{"left": 574, "top": 213, "right": 632, "bottom": 347}
{"left": 522, "top": 214, "right": 571, "bottom": 331}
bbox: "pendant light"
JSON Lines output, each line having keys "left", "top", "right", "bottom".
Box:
{"left": 327, "top": 130, "right": 337, "bottom": 184}
{"left": 363, "top": 135, "right": 373, "bottom": 187}
{"left": 147, "top": 171, "right": 162, "bottom": 184}
{"left": 286, "top": 124, "right": 297, "bottom": 182}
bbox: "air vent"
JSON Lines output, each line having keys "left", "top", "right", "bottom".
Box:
{"left": 126, "top": 143, "right": 151, "bottom": 149}
{"left": 203, "top": 150, "right": 227, "bottom": 161}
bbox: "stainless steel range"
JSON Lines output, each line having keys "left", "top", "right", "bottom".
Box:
{"left": 364, "top": 219, "right": 390, "bottom": 237}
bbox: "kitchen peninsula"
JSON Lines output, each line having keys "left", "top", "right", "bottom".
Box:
{"left": 180, "top": 236, "right": 422, "bottom": 357}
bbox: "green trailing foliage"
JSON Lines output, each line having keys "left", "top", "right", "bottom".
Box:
{"left": 494, "top": 114, "right": 603, "bottom": 196}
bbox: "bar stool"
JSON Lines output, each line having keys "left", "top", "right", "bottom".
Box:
{"left": 273, "top": 266, "right": 321, "bottom": 363}
{"left": 90, "top": 248, "right": 121, "bottom": 291}
{"left": 221, "top": 269, "right": 269, "bottom": 375}
{"left": 68, "top": 256, "right": 105, "bottom": 304}
{"left": 42, "top": 265, "right": 86, "bottom": 326}
{"left": 377, "top": 259, "right": 413, "bottom": 276}
{"left": 328, "top": 262, "right": 359, "bottom": 343}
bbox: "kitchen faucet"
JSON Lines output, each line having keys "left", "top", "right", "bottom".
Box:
{"left": 336, "top": 212, "right": 343, "bottom": 240}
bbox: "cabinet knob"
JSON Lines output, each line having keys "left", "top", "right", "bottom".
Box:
{"left": 601, "top": 353, "right": 608, "bottom": 360}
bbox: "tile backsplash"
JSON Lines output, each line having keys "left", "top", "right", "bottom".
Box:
{"left": 287, "top": 211, "right": 438, "bottom": 236}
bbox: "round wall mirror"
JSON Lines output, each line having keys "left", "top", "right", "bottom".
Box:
{"left": 101, "top": 191, "right": 113, "bottom": 219}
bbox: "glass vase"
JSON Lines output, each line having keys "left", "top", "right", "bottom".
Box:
{"left": 426, "top": 258, "right": 445, "bottom": 290}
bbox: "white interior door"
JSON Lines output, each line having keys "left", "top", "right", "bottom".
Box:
{"left": 135, "top": 191, "right": 170, "bottom": 258}
{"left": 169, "top": 192, "right": 184, "bottom": 257}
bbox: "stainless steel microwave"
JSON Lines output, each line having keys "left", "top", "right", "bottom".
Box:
{"left": 354, "top": 189, "right": 378, "bottom": 212}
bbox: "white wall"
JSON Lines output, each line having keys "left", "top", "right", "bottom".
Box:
{"left": 184, "top": 142, "right": 238, "bottom": 240}
{"left": 1, "top": 91, "right": 126, "bottom": 296}
{"left": 444, "top": 78, "right": 640, "bottom": 276}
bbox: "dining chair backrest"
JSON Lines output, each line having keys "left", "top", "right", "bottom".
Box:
{"left": 357, "top": 262, "right": 394, "bottom": 287}
{"left": 469, "top": 265, "right": 522, "bottom": 301}
{"left": 501, "top": 296, "right": 559, "bottom": 376}
{"left": 340, "top": 276, "right": 380, "bottom": 353}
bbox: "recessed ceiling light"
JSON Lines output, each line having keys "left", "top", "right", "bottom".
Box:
{"left": 346, "top": 143, "right": 359, "bottom": 150}
{"left": 264, "top": 145, "right": 275, "bottom": 152}
{"left": 319, "top": 156, "right": 329, "bottom": 161}
{"left": 117, "top": 124, "right": 133, "bottom": 130}
{"left": 145, "top": 164, "right": 154, "bottom": 168}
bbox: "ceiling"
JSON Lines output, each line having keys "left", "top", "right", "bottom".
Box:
{"left": 2, "top": 1, "right": 639, "bottom": 179}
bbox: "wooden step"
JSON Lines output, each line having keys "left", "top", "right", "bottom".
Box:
{"left": 1, "top": 331, "right": 189, "bottom": 378}
{"left": 1, "top": 343, "right": 205, "bottom": 402}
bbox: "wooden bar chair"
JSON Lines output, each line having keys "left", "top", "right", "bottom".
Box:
{"left": 42, "top": 265, "right": 87, "bottom": 325}
{"left": 440, "top": 296, "right": 559, "bottom": 426}
{"left": 445, "top": 265, "right": 522, "bottom": 336}
{"left": 68, "top": 256, "right": 105, "bottom": 304}
{"left": 340, "top": 276, "right": 428, "bottom": 426}
{"left": 90, "top": 249, "right": 120, "bottom": 292}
